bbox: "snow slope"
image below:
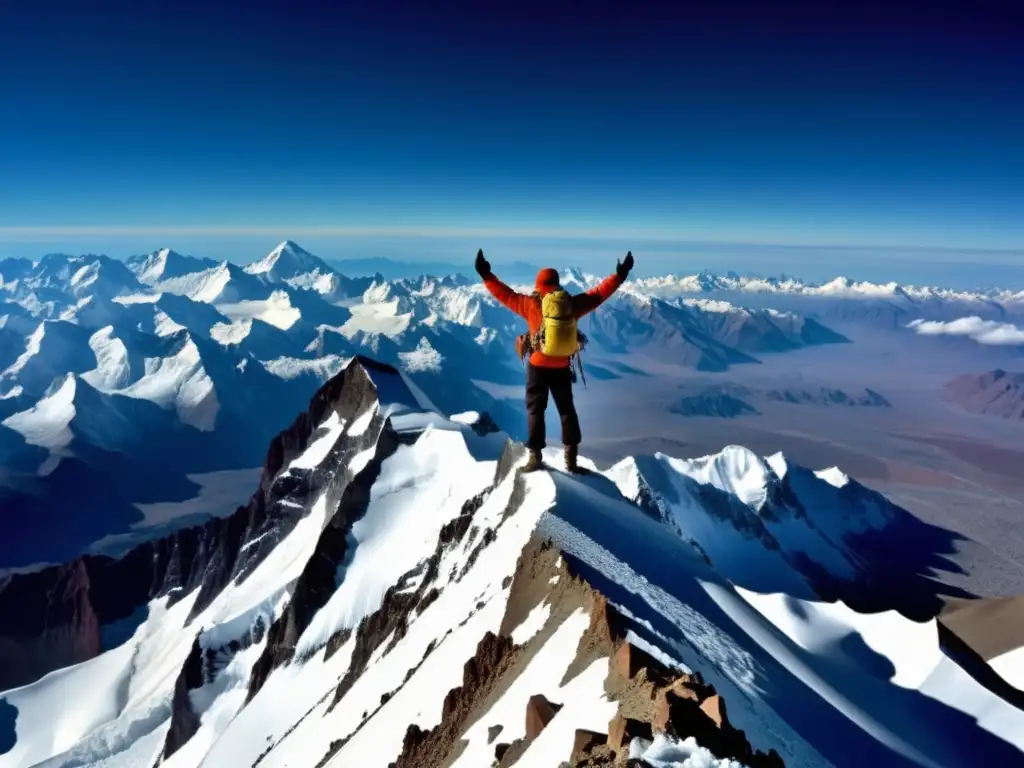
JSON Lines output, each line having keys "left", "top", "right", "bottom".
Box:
{"left": 990, "top": 646, "right": 1024, "bottom": 692}
{"left": 539, "top": 456, "right": 1024, "bottom": 767}
{"left": 606, "top": 445, "right": 959, "bottom": 621}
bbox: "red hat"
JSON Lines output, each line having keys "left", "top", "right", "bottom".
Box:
{"left": 535, "top": 267, "right": 560, "bottom": 295}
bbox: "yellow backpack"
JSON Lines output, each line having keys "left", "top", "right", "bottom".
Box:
{"left": 515, "top": 290, "right": 590, "bottom": 384}
{"left": 539, "top": 290, "right": 578, "bottom": 357}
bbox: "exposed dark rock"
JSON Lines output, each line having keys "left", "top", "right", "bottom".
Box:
{"left": 495, "top": 736, "right": 530, "bottom": 767}
{"left": 604, "top": 639, "right": 784, "bottom": 768}
{"left": 163, "top": 616, "right": 269, "bottom": 760}
{"left": 247, "top": 418, "right": 400, "bottom": 701}
{"left": 0, "top": 558, "right": 101, "bottom": 693}
{"left": 570, "top": 729, "right": 608, "bottom": 764}
{"left": 487, "top": 724, "right": 504, "bottom": 744}
{"left": 470, "top": 411, "right": 502, "bottom": 436}
{"left": 607, "top": 714, "right": 653, "bottom": 755}
{"left": 389, "top": 632, "right": 518, "bottom": 768}
{"left": 524, "top": 693, "right": 561, "bottom": 739}
{"left": 162, "top": 635, "right": 203, "bottom": 758}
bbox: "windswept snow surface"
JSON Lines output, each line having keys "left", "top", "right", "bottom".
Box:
{"left": 341, "top": 301, "right": 414, "bottom": 337}
{"left": 731, "top": 588, "right": 1024, "bottom": 761}
{"left": 397, "top": 336, "right": 443, "bottom": 373}
{"left": 514, "top": 657, "right": 618, "bottom": 768}
{"left": 81, "top": 326, "right": 133, "bottom": 389}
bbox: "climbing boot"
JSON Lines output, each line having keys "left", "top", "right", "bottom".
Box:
{"left": 564, "top": 444, "right": 581, "bottom": 474}
{"left": 523, "top": 449, "right": 544, "bottom": 473}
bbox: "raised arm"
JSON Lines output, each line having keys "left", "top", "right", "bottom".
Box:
{"left": 475, "top": 249, "right": 531, "bottom": 319}
{"left": 573, "top": 251, "right": 634, "bottom": 317}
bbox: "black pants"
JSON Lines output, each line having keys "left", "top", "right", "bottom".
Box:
{"left": 526, "top": 363, "right": 582, "bottom": 451}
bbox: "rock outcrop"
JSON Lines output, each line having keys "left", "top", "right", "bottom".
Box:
{"left": 390, "top": 632, "right": 519, "bottom": 768}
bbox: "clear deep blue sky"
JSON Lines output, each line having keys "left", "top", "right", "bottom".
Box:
{"left": 1, "top": 1, "right": 1022, "bottom": 285}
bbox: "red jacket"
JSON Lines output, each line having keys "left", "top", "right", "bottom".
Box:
{"left": 483, "top": 272, "right": 625, "bottom": 368}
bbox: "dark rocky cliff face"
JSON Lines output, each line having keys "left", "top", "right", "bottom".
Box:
{"left": 0, "top": 355, "right": 395, "bottom": 693}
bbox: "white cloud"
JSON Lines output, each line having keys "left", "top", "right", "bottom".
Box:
{"left": 907, "top": 316, "right": 1024, "bottom": 345}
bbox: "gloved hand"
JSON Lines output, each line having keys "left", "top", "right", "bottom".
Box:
{"left": 475, "top": 248, "right": 491, "bottom": 279}
{"left": 616, "top": 251, "right": 634, "bottom": 280}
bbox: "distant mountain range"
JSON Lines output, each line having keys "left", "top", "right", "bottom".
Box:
{"left": 328, "top": 256, "right": 543, "bottom": 284}
{"left": 625, "top": 271, "right": 1024, "bottom": 333}
{"left": 671, "top": 384, "right": 892, "bottom": 418}
{"left": 0, "top": 239, "right": 1018, "bottom": 570}
{"left": 944, "top": 369, "right": 1024, "bottom": 421}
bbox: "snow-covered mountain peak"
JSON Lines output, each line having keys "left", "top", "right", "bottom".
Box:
{"left": 814, "top": 466, "right": 850, "bottom": 488}
{"left": 559, "top": 266, "right": 592, "bottom": 290}
{"left": 397, "top": 336, "right": 443, "bottom": 373}
{"left": 246, "top": 240, "right": 333, "bottom": 280}
{"left": 2, "top": 371, "right": 78, "bottom": 452}
{"left": 128, "top": 247, "right": 217, "bottom": 284}
{"left": 665, "top": 444, "right": 776, "bottom": 510}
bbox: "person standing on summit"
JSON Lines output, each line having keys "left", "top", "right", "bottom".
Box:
{"left": 475, "top": 248, "right": 634, "bottom": 473}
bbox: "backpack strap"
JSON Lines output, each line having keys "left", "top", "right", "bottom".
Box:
{"left": 577, "top": 353, "right": 588, "bottom": 387}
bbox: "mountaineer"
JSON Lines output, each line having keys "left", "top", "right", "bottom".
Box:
{"left": 475, "top": 248, "right": 634, "bottom": 473}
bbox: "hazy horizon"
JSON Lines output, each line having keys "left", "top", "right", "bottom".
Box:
{"left": 2, "top": 233, "right": 1023, "bottom": 291}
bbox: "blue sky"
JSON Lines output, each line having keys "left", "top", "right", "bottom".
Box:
{"left": 0, "top": 1, "right": 1021, "bottom": 284}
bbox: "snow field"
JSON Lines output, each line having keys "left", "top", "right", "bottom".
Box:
{"left": 990, "top": 646, "right": 1024, "bottom": 691}
{"left": 222, "top": 293, "right": 301, "bottom": 330}
{"left": 0, "top": 591, "right": 200, "bottom": 768}
{"left": 2, "top": 373, "right": 76, "bottom": 450}
{"left": 294, "top": 426, "right": 491, "bottom": 657}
